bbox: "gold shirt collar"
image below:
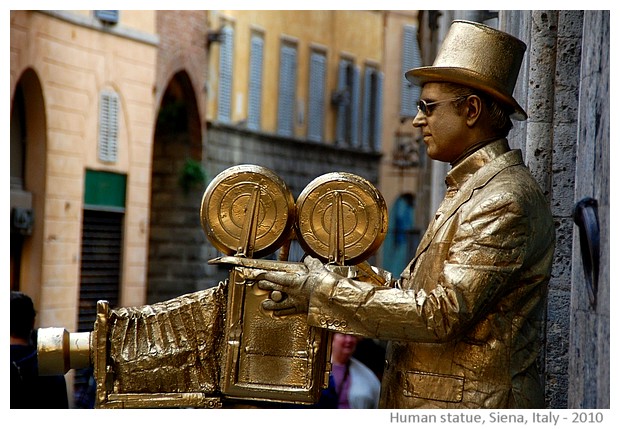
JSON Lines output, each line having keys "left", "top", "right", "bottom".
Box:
{"left": 445, "top": 138, "right": 511, "bottom": 194}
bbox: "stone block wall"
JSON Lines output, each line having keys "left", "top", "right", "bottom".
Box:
{"left": 568, "top": 10, "right": 610, "bottom": 409}
{"left": 502, "top": 10, "right": 609, "bottom": 409}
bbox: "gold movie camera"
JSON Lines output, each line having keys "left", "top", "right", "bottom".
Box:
{"left": 36, "top": 165, "right": 388, "bottom": 408}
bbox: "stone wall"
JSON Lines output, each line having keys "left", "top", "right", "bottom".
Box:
{"left": 503, "top": 9, "right": 579, "bottom": 410}
{"left": 155, "top": 11, "right": 208, "bottom": 119}
{"left": 568, "top": 10, "right": 610, "bottom": 409}
{"left": 205, "top": 122, "right": 382, "bottom": 197}
{"left": 147, "top": 132, "right": 209, "bottom": 303}
{"left": 502, "top": 10, "right": 609, "bottom": 409}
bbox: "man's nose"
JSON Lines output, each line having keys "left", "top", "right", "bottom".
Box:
{"left": 412, "top": 110, "right": 425, "bottom": 128}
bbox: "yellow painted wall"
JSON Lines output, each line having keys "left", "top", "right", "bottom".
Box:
{"left": 10, "top": 10, "right": 157, "bottom": 330}
{"left": 64, "top": 10, "right": 156, "bottom": 33}
{"left": 206, "top": 10, "right": 383, "bottom": 142}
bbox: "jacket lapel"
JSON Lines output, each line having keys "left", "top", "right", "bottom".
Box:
{"left": 411, "top": 150, "right": 524, "bottom": 268}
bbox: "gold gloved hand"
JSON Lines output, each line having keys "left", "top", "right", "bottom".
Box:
{"left": 252, "top": 255, "right": 340, "bottom": 317}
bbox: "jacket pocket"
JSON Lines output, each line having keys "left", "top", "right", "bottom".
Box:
{"left": 404, "top": 370, "right": 464, "bottom": 403}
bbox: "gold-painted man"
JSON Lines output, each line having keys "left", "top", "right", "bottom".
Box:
{"left": 253, "top": 20, "right": 556, "bottom": 408}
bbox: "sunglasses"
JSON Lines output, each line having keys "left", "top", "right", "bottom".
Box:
{"left": 416, "top": 96, "right": 467, "bottom": 116}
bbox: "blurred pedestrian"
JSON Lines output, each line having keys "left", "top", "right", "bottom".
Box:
{"left": 10, "top": 291, "right": 69, "bottom": 408}
{"left": 318, "top": 333, "right": 380, "bottom": 409}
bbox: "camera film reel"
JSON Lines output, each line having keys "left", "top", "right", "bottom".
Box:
{"left": 200, "top": 164, "right": 295, "bottom": 259}
{"left": 296, "top": 172, "right": 388, "bottom": 265}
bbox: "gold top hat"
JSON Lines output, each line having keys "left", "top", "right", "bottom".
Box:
{"left": 406, "top": 20, "right": 528, "bottom": 120}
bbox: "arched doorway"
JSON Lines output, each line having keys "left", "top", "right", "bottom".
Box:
{"left": 10, "top": 69, "right": 47, "bottom": 309}
{"left": 147, "top": 71, "right": 206, "bottom": 303}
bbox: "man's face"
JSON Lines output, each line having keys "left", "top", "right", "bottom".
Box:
{"left": 412, "top": 82, "right": 470, "bottom": 163}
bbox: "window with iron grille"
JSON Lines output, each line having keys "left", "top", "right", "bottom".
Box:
{"left": 247, "top": 33, "right": 264, "bottom": 131}
{"left": 401, "top": 24, "right": 422, "bottom": 118}
{"left": 361, "top": 66, "right": 384, "bottom": 151}
{"left": 335, "top": 58, "right": 360, "bottom": 147}
{"left": 277, "top": 42, "right": 298, "bottom": 137}
{"left": 307, "top": 50, "right": 327, "bottom": 142}
{"left": 218, "top": 25, "right": 234, "bottom": 122}
{"left": 98, "top": 90, "right": 119, "bottom": 163}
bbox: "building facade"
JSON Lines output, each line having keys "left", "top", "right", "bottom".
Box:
{"left": 10, "top": 11, "right": 158, "bottom": 333}
{"left": 378, "top": 11, "right": 423, "bottom": 275}
{"left": 165, "top": 10, "right": 389, "bottom": 303}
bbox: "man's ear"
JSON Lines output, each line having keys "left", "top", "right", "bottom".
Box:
{"left": 465, "top": 95, "right": 483, "bottom": 127}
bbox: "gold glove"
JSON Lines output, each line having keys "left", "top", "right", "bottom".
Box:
{"left": 248, "top": 256, "right": 340, "bottom": 316}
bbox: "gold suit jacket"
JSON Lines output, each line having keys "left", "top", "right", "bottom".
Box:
{"left": 307, "top": 139, "right": 555, "bottom": 408}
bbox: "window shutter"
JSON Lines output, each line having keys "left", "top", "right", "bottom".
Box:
{"left": 307, "top": 52, "right": 326, "bottom": 142}
{"left": 277, "top": 44, "right": 297, "bottom": 136}
{"left": 218, "top": 25, "right": 234, "bottom": 122}
{"left": 361, "top": 67, "right": 373, "bottom": 149}
{"left": 373, "top": 71, "right": 384, "bottom": 151}
{"left": 401, "top": 25, "right": 422, "bottom": 117}
{"left": 98, "top": 91, "right": 119, "bottom": 163}
{"left": 248, "top": 34, "right": 264, "bottom": 130}
{"left": 361, "top": 68, "right": 384, "bottom": 151}
{"left": 350, "top": 65, "right": 361, "bottom": 148}
{"left": 335, "top": 59, "right": 348, "bottom": 144}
